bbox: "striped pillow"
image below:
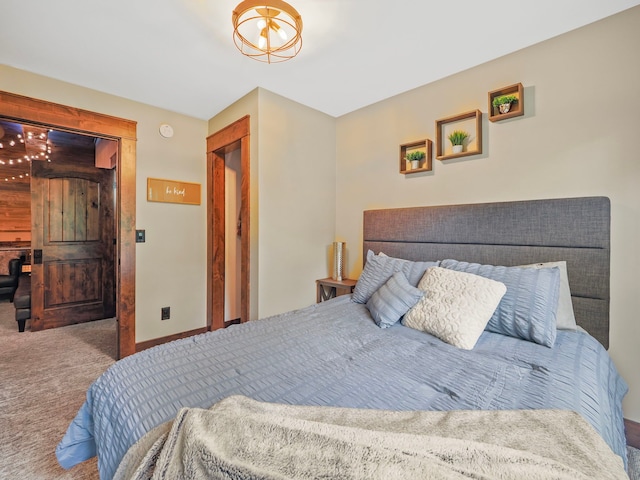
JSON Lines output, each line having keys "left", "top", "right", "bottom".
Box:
{"left": 352, "top": 250, "right": 439, "bottom": 304}
{"left": 440, "top": 259, "right": 561, "bottom": 347}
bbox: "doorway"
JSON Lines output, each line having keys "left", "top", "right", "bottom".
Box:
{"left": 207, "top": 116, "right": 250, "bottom": 330}
{"left": 0, "top": 91, "right": 136, "bottom": 359}
{"left": 0, "top": 121, "right": 117, "bottom": 330}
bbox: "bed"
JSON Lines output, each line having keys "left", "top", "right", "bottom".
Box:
{"left": 56, "top": 196, "right": 629, "bottom": 479}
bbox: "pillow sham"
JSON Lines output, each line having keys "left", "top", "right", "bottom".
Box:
{"left": 352, "top": 250, "right": 439, "bottom": 304}
{"left": 366, "top": 271, "right": 424, "bottom": 329}
{"left": 519, "top": 261, "right": 577, "bottom": 331}
{"left": 440, "top": 259, "right": 561, "bottom": 347}
{"left": 403, "top": 267, "right": 507, "bottom": 350}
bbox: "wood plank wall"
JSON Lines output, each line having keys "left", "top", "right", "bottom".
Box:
{"left": 0, "top": 181, "right": 30, "bottom": 242}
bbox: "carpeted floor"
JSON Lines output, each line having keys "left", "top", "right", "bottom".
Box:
{"left": 0, "top": 297, "right": 638, "bottom": 479}
{"left": 0, "top": 298, "right": 115, "bottom": 479}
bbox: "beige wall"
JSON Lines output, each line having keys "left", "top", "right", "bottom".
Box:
{"left": 209, "top": 88, "right": 336, "bottom": 318}
{"left": 257, "top": 89, "right": 336, "bottom": 316}
{"left": 336, "top": 7, "right": 640, "bottom": 421}
{"left": 0, "top": 65, "right": 209, "bottom": 342}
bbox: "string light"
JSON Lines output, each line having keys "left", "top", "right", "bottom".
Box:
{"left": 0, "top": 127, "right": 53, "bottom": 182}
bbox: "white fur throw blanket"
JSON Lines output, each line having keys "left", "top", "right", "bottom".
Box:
{"left": 114, "top": 395, "right": 627, "bottom": 480}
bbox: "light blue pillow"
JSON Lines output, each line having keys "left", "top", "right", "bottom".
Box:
{"left": 366, "top": 272, "right": 424, "bottom": 328}
{"left": 440, "top": 259, "right": 561, "bottom": 347}
{"left": 352, "top": 250, "right": 439, "bottom": 304}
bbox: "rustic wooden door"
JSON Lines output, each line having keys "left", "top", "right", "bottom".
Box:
{"left": 30, "top": 160, "right": 115, "bottom": 330}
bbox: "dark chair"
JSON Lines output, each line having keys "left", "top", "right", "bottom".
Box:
{"left": 14, "top": 275, "right": 31, "bottom": 332}
{"left": 0, "top": 258, "right": 23, "bottom": 302}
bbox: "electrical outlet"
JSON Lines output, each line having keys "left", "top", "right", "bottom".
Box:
{"left": 161, "top": 307, "right": 170, "bottom": 320}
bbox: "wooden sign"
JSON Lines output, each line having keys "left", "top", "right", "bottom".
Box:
{"left": 147, "top": 178, "right": 201, "bottom": 205}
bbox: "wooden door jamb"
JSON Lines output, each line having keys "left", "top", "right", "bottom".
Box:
{"left": 206, "top": 116, "right": 250, "bottom": 331}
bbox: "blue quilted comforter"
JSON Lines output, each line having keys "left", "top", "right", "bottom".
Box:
{"left": 56, "top": 296, "right": 628, "bottom": 480}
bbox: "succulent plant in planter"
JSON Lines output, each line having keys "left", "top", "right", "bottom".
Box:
{"left": 447, "top": 130, "right": 469, "bottom": 153}
{"left": 492, "top": 94, "right": 518, "bottom": 114}
{"left": 405, "top": 150, "right": 426, "bottom": 169}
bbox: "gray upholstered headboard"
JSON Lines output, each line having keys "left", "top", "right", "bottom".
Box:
{"left": 363, "top": 197, "right": 611, "bottom": 348}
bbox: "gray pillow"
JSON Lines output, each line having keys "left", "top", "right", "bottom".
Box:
{"left": 519, "top": 261, "right": 577, "bottom": 331}
{"left": 353, "top": 250, "right": 439, "bottom": 304}
{"left": 440, "top": 259, "right": 561, "bottom": 347}
{"left": 366, "top": 271, "right": 424, "bottom": 328}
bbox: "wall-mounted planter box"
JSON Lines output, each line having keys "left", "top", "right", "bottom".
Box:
{"left": 399, "top": 139, "right": 432, "bottom": 175}
{"left": 436, "top": 110, "right": 482, "bottom": 160}
{"left": 488, "top": 83, "right": 524, "bottom": 122}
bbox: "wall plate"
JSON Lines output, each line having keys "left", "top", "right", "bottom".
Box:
{"left": 159, "top": 123, "right": 174, "bottom": 138}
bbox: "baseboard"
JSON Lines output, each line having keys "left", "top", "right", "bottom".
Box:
{"left": 626, "top": 418, "right": 640, "bottom": 449}
{"left": 136, "top": 327, "right": 208, "bottom": 352}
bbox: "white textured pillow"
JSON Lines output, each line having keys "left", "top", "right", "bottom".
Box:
{"left": 519, "top": 261, "right": 577, "bottom": 331}
{"left": 403, "top": 267, "right": 507, "bottom": 350}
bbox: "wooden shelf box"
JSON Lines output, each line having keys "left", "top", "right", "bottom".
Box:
{"left": 399, "top": 139, "right": 432, "bottom": 175}
{"left": 488, "top": 83, "right": 524, "bottom": 122}
{"left": 436, "top": 110, "right": 483, "bottom": 160}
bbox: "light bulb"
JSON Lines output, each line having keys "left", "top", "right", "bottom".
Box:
{"left": 275, "top": 24, "right": 287, "bottom": 41}
{"left": 258, "top": 29, "right": 268, "bottom": 50}
{"left": 257, "top": 18, "right": 266, "bottom": 30}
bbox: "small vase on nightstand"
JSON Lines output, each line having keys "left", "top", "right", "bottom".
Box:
{"left": 332, "top": 241, "right": 344, "bottom": 281}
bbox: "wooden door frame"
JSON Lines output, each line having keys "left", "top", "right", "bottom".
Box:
{"left": 206, "top": 116, "right": 250, "bottom": 330}
{"left": 0, "top": 91, "right": 136, "bottom": 358}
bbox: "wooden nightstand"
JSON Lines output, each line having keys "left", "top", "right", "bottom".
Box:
{"left": 316, "top": 277, "right": 357, "bottom": 303}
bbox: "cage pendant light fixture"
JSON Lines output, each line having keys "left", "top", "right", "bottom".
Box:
{"left": 232, "top": 0, "right": 303, "bottom": 63}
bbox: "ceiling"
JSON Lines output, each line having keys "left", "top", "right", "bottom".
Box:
{"left": 1, "top": 1, "right": 639, "bottom": 120}
{"left": 0, "top": 120, "right": 95, "bottom": 185}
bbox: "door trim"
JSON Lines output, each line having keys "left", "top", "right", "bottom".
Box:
{"left": 206, "top": 116, "right": 250, "bottom": 330}
{"left": 0, "top": 90, "right": 136, "bottom": 359}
